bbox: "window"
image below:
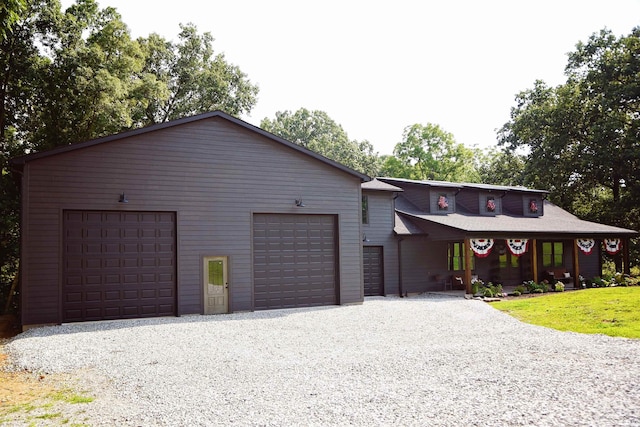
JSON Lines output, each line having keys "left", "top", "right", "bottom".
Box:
{"left": 542, "top": 242, "right": 563, "bottom": 267}
{"left": 448, "top": 242, "right": 474, "bottom": 271}
{"left": 499, "top": 252, "right": 519, "bottom": 269}
{"left": 438, "top": 194, "right": 449, "bottom": 211}
{"left": 362, "top": 195, "right": 369, "bottom": 224}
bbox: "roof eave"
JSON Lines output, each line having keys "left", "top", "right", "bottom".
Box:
{"left": 10, "top": 110, "right": 370, "bottom": 182}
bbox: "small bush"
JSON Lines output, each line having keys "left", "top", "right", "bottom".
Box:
{"left": 555, "top": 282, "right": 565, "bottom": 292}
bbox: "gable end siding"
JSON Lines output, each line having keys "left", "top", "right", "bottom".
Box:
{"left": 20, "top": 117, "right": 363, "bottom": 325}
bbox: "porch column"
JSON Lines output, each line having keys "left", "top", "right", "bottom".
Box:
{"left": 572, "top": 238, "right": 580, "bottom": 289}
{"left": 531, "top": 238, "right": 538, "bottom": 283}
{"left": 464, "top": 237, "right": 472, "bottom": 294}
{"left": 623, "top": 237, "right": 631, "bottom": 275}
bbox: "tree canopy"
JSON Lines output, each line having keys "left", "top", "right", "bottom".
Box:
{"left": 0, "top": 0, "right": 259, "bottom": 312}
{"left": 499, "top": 27, "right": 640, "bottom": 265}
{"left": 260, "top": 108, "right": 381, "bottom": 177}
{"left": 380, "top": 123, "right": 482, "bottom": 182}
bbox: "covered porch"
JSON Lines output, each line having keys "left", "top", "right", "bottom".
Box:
{"left": 394, "top": 201, "right": 638, "bottom": 296}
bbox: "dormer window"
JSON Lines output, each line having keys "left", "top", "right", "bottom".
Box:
{"left": 480, "top": 193, "right": 500, "bottom": 215}
{"left": 523, "top": 196, "right": 542, "bottom": 217}
{"left": 438, "top": 194, "right": 449, "bottom": 210}
{"left": 431, "top": 190, "right": 455, "bottom": 214}
{"left": 486, "top": 197, "right": 496, "bottom": 212}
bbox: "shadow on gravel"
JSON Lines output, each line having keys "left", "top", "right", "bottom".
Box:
{"left": 9, "top": 304, "right": 345, "bottom": 340}
{"left": 10, "top": 293, "right": 468, "bottom": 341}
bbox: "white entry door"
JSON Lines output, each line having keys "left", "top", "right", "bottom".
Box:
{"left": 204, "top": 256, "right": 228, "bottom": 314}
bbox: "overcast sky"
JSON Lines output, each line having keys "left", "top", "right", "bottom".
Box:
{"left": 64, "top": 0, "right": 640, "bottom": 155}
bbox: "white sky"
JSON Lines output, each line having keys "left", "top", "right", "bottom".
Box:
{"left": 64, "top": 0, "right": 640, "bottom": 155}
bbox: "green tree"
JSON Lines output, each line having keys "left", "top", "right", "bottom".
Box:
{"left": 260, "top": 108, "right": 380, "bottom": 176}
{"left": 1, "top": 0, "right": 261, "bottom": 313}
{"left": 0, "top": 0, "right": 26, "bottom": 41}
{"left": 135, "top": 24, "right": 259, "bottom": 125}
{"left": 499, "top": 27, "right": 640, "bottom": 267}
{"left": 477, "top": 148, "right": 527, "bottom": 186}
{"left": 387, "top": 123, "right": 480, "bottom": 182}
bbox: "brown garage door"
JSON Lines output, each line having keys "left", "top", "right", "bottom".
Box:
{"left": 63, "top": 211, "right": 176, "bottom": 322}
{"left": 363, "top": 246, "right": 384, "bottom": 296}
{"left": 253, "top": 214, "right": 337, "bottom": 310}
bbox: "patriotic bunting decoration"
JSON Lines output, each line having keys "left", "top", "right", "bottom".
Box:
{"left": 576, "top": 238, "right": 596, "bottom": 255}
{"left": 603, "top": 238, "right": 622, "bottom": 255}
{"left": 506, "top": 239, "right": 529, "bottom": 257}
{"left": 470, "top": 239, "right": 494, "bottom": 258}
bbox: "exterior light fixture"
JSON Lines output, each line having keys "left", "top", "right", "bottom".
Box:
{"left": 119, "top": 192, "right": 129, "bottom": 203}
{"left": 295, "top": 198, "right": 305, "bottom": 207}
{"left": 362, "top": 234, "right": 370, "bottom": 242}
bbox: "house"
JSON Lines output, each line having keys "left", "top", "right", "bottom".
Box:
{"left": 363, "top": 177, "right": 638, "bottom": 295}
{"left": 11, "top": 110, "right": 639, "bottom": 329}
{"left": 10, "top": 111, "right": 369, "bottom": 329}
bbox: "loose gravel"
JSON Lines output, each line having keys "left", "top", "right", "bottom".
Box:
{"left": 5, "top": 294, "right": 640, "bottom": 426}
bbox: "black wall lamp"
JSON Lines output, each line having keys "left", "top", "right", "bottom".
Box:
{"left": 119, "top": 192, "right": 129, "bottom": 203}
{"left": 362, "top": 233, "right": 370, "bottom": 242}
{"left": 295, "top": 198, "right": 305, "bottom": 207}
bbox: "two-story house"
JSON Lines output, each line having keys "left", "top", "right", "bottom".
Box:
{"left": 363, "top": 177, "right": 638, "bottom": 295}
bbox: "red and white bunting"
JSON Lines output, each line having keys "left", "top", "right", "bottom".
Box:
{"left": 470, "top": 239, "right": 494, "bottom": 258}
{"left": 506, "top": 239, "right": 529, "bottom": 257}
{"left": 576, "top": 238, "right": 596, "bottom": 255}
{"left": 603, "top": 238, "right": 622, "bottom": 255}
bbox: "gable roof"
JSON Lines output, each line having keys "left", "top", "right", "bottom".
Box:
{"left": 10, "top": 110, "right": 370, "bottom": 181}
{"left": 395, "top": 195, "right": 638, "bottom": 237}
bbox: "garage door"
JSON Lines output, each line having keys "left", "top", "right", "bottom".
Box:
{"left": 63, "top": 211, "right": 176, "bottom": 322}
{"left": 363, "top": 246, "right": 384, "bottom": 296}
{"left": 253, "top": 214, "right": 337, "bottom": 310}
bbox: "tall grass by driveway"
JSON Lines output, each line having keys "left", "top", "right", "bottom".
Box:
{"left": 491, "top": 287, "right": 640, "bottom": 338}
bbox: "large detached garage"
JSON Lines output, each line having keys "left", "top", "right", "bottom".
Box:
{"left": 11, "top": 111, "right": 368, "bottom": 329}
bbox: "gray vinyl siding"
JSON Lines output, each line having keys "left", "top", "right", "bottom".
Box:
{"left": 578, "top": 244, "right": 601, "bottom": 279}
{"left": 20, "top": 117, "right": 363, "bottom": 325}
{"left": 399, "top": 238, "right": 449, "bottom": 293}
{"left": 362, "top": 191, "right": 399, "bottom": 295}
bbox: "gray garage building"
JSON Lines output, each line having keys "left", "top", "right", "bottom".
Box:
{"left": 11, "top": 111, "right": 368, "bottom": 328}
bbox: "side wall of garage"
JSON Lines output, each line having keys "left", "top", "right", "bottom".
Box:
{"left": 19, "top": 116, "right": 364, "bottom": 326}
{"left": 362, "top": 190, "right": 399, "bottom": 295}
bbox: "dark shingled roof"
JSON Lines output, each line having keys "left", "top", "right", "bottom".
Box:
{"left": 395, "top": 196, "right": 638, "bottom": 237}
{"left": 362, "top": 178, "right": 403, "bottom": 192}
{"left": 379, "top": 177, "right": 549, "bottom": 194}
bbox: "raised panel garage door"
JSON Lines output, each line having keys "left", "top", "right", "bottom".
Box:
{"left": 253, "top": 214, "right": 337, "bottom": 310}
{"left": 63, "top": 211, "right": 176, "bottom": 322}
{"left": 363, "top": 246, "right": 384, "bottom": 296}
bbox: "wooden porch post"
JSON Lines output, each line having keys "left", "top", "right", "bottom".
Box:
{"left": 464, "top": 237, "right": 472, "bottom": 294}
{"left": 531, "top": 238, "right": 538, "bottom": 283}
{"left": 623, "top": 237, "right": 631, "bottom": 275}
{"left": 573, "top": 239, "right": 580, "bottom": 289}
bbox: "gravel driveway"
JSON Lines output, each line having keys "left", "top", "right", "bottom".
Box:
{"left": 5, "top": 294, "right": 640, "bottom": 426}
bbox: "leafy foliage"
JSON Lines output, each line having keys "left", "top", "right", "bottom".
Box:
{"left": 0, "top": 0, "right": 260, "bottom": 314}
{"left": 135, "top": 24, "right": 259, "bottom": 126}
{"left": 260, "top": 108, "right": 380, "bottom": 176}
{"left": 499, "top": 27, "right": 640, "bottom": 267}
{"left": 381, "top": 123, "right": 482, "bottom": 182}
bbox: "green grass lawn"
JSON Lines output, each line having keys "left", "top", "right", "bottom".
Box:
{"left": 490, "top": 287, "right": 640, "bottom": 339}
